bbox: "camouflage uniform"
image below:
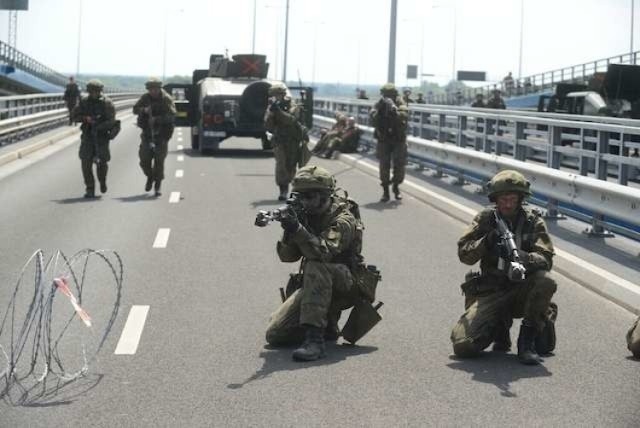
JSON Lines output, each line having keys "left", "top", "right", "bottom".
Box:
{"left": 450, "top": 170, "right": 558, "bottom": 365}
{"left": 133, "top": 78, "right": 176, "bottom": 195}
{"left": 627, "top": 317, "right": 640, "bottom": 358}
{"left": 63, "top": 79, "right": 81, "bottom": 125}
{"left": 265, "top": 166, "right": 363, "bottom": 361}
{"left": 370, "top": 83, "right": 409, "bottom": 201}
{"left": 325, "top": 121, "right": 362, "bottom": 157}
{"left": 265, "top": 83, "right": 305, "bottom": 200}
{"left": 72, "top": 79, "right": 116, "bottom": 197}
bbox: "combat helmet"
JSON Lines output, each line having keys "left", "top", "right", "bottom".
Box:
{"left": 268, "top": 83, "right": 287, "bottom": 96}
{"left": 380, "top": 83, "right": 398, "bottom": 96}
{"left": 86, "top": 79, "right": 104, "bottom": 91}
{"left": 291, "top": 165, "right": 336, "bottom": 193}
{"left": 145, "top": 77, "right": 163, "bottom": 89}
{"left": 486, "top": 170, "right": 531, "bottom": 202}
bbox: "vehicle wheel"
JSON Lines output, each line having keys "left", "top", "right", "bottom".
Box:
{"left": 191, "top": 134, "right": 199, "bottom": 150}
{"left": 261, "top": 135, "right": 272, "bottom": 150}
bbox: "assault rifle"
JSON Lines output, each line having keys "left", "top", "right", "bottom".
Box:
{"left": 88, "top": 112, "right": 102, "bottom": 165}
{"left": 147, "top": 105, "right": 157, "bottom": 153}
{"left": 494, "top": 211, "right": 526, "bottom": 282}
{"left": 254, "top": 192, "right": 304, "bottom": 227}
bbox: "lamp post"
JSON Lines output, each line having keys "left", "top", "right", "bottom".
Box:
{"left": 162, "top": 7, "right": 184, "bottom": 82}
{"left": 632, "top": 0, "right": 636, "bottom": 63}
{"left": 76, "top": 0, "right": 82, "bottom": 76}
{"left": 518, "top": 0, "right": 524, "bottom": 78}
{"left": 252, "top": 0, "right": 257, "bottom": 54}
{"left": 432, "top": 2, "right": 457, "bottom": 81}
{"left": 282, "top": 0, "right": 290, "bottom": 82}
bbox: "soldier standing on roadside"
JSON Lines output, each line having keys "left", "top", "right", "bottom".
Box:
{"left": 369, "top": 83, "right": 409, "bottom": 202}
{"left": 133, "top": 78, "right": 176, "bottom": 197}
{"left": 63, "top": 76, "right": 81, "bottom": 125}
{"left": 72, "top": 79, "right": 116, "bottom": 198}
{"left": 265, "top": 83, "right": 305, "bottom": 201}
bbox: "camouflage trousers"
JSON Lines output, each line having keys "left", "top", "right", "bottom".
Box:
{"left": 376, "top": 140, "right": 407, "bottom": 186}
{"left": 79, "top": 138, "right": 110, "bottom": 190}
{"left": 273, "top": 142, "right": 299, "bottom": 187}
{"left": 451, "top": 270, "right": 557, "bottom": 357}
{"left": 139, "top": 137, "right": 169, "bottom": 181}
{"left": 265, "top": 261, "right": 354, "bottom": 345}
{"left": 627, "top": 317, "right": 640, "bottom": 358}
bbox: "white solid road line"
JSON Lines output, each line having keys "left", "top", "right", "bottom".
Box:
{"left": 177, "top": 155, "right": 184, "bottom": 162}
{"left": 175, "top": 169, "right": 184, "bottom": 178}
{"left": 169, "top": 192, "right": 180, "bottom": 203}
{"left": 177, "top": 144, "right": 184, "bottom": 150}
{"left": 114, "top": 305, "right": 150, "bottom": 355}
{"left": 153, "top": 228, "right": 171, "bottom": 248}
{"left": 341, "top": 153, "right": 640, "bottom": 295}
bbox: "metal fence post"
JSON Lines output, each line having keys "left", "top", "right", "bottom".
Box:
{"left": 595, "top": 131, "right": 609, "bottom": 180}
{"left": 547, "top": 125, "right": 562, "bottom": 169}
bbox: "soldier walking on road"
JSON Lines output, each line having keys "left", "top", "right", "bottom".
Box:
{"left": 265, "top": 83, "right": 307, "bottom": 201}
{"left": 263, "top": 166, "right": 380, "bottom": 361}
{"left": 370, "top": 83, "right": 409, "bottom": 202}
{"left": 72, "top": 79, "right": 117, "bottom": 198}
{"left": 450, "top": 170, "right": 558, "bottom": 365}
{"left": 628, "top": 317, "right": 640, "bottom": 358}
{"left": 63, "top": 76, "right": 81, "bottom": 125}
{"left": 133, "top": 78, "right": 176, "bottom": 197}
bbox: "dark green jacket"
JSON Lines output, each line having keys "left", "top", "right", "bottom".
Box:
{"left": 133, "top": 90, "right": 176, "bottom": 141}
{"left": 72, "top": 95, "right": 116, "bottom": 141}
{"left": 458, "top": 206, "right": 555, "bottom": 277}
{"left": 369, "top": 96, "right": 408, "bottom": 143}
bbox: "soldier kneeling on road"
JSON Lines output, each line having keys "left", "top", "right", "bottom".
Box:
{"left": 321, "top": 117, "right": 363, "bottom": 159}
{"left": 72, "top": 79, "right": 117, "bottom": 198}
{"left": 258, "top": 166, "right": 382, "bottom": 361}
{"left": 450, "top": 170, "right": 558, "bottom": 365}
{"left": 133, "top": 78, "right": 176, "bottom": 197}
{"left": 628, "top": 317, "right": 640, "bottom": 359}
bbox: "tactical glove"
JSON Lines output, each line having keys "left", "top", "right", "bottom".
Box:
{"left": 280, "top": 207, "right": 300, "bottom": 233}
{"left": 269, "top": 101, "right": 280, "bottom": 112}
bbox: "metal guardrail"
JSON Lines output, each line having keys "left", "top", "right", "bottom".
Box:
{"left": 0, "top": 96, "right": 140, "bottom": 145}
{"left": 0, "top": 92, "right": 141, "bottom": 120}
{"left": 422, "top": 50, "right": 640, "bottom": 105}
{"left": 312, "top": 101, "right": 640, "bottom": 240}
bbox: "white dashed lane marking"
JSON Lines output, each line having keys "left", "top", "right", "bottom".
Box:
{"left": 176, "top": 169, "right": 184, "bottom": 178}
{"left": 152, "top": 228, "right": 171, "bottom": 248}
{"left": 114, "top": 305, "right": 150, "bottom": 355}
{"left": 169, "top": 192, "right": 180, "bottom": 203}
{"left": 177, "top": 144, "right": 184, "bottom": 150}
{"left": 177, "top": 155, "right": 184, "bottom": 162}
{"left": 177, "top": 137, "right": 183, "bottom": 142}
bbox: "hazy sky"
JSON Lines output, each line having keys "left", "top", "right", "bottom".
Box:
{"left": 0, "top": 0, "right": 637, "bottom": 86}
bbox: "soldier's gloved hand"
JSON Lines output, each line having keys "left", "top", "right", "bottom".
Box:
{"left": 269, "top": 101, "right": 280, "bottom": 112}
{"left": 84, "top": 116, "right": 94, "bottom": 124}
{"left": 516, "top": 250, "right": 531, "bottom": 265}
{"left": 280, "top": 207, "right": 299, "bottom": 233}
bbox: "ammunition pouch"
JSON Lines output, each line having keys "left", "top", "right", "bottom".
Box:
{"left": 352, "top": 263, "right": 381, "bottom": 303}
{"left": 535, "top": 302, "right": 558, "bottom": 355}
{"left": 460, "top": 271, "right": 508, "bottom": 297}
{"left": 341, "top": 299, "right": 383, "bottom": 344}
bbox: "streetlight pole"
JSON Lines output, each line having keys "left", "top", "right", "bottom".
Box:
{"left": 252, "top": 0, "right": 257, "bottom": 54}
{"left": 632, "top": 0, "right": 636, "bottom": 63}
{"left": 76, "top": 0, "right": 82, "bottom": 76}
{"left": 518, "top": 0, "right": 524, "bottom": 78}
{"left": 451, "top": 3, "right": 457, "bottom": 81}
{"left": 162, "top": 7, "right": 167, "bottom": 81}
{"left": 282, "top": 0, "right": 290, "bottom": 82}
{"left": 388, "top": 0, "right": 398, "bottom": 83}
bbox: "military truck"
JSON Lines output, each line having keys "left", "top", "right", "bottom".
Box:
{"left": 537, "top": 64, "right": 640, "bottom": 118}
{"left": 169, "top": 54, "right": 313, "bottom": 153}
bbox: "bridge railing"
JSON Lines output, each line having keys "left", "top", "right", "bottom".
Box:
{"left": 312, "top": 98, "right": 640, "bottom": 240}
{"left": 0, "top": 40, "right": 69, "bottom": 88}
{"left": 427, "top": 50, "right": 640, "bottom": 105}
{"left": 0, "top": 93, "right": 141, "bottom": 145}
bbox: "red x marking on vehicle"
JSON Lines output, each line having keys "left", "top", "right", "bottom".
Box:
{"left": 241, "top": 58, "right": 261, "bottom": 75}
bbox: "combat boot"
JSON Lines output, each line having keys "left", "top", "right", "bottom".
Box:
{"left": 145, "top": 177, "right": 153, "bottom": 192}
{"left": 278, "top": 185, "right": 288, "bottom": 201}
{"left": 292, "top": 326, "right": 326, "bottom": 361}
{"left": 154, "top": 180, "right": 162, "bottom": 197}
{"left": 84, "top": 188, "right": 95, "bottom": 198}
{"left": 517, "top": 321, "right": 542, "bottom": 365}
{"left": 392, "top": 183, "right": 402, "bottom": 200}
{"left": 492, "top": 324, "right": 512, "bottom": 352}
{"left": 324, "top": 322, "right": 340, "bottom": 342}
{"left": 380, "top": 185, "right": 390, "bottom": 202}
{"left": 99, "top": 181, "right": 107, "bottom": 194}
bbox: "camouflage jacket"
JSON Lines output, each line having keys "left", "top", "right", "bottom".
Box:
{"left": 369, "top": 96, "right": 409, "bottom": 143}
{"left": 72, "top": 95, "right": 116, "bottom": 141}
{"left": 264, "top": 98, "right": 304, "bottom": 147}
{"left": 133, "top": 90, "right": 176, "bottom": 139}
{"left": 458, "top": 206, "right": 554, "bottom": 278}
{"left": 277, "top": 197, "right": 360, "bottom": 266}
{"left": 486, "top": 97, "right": 506, "bottom": 109}
{"left": 63, "top": 83, "right": 80, "bottom": 105}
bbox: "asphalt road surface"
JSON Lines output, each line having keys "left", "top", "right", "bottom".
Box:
{"left": 0, "top": 118, "right": 638, "bottom": 427}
